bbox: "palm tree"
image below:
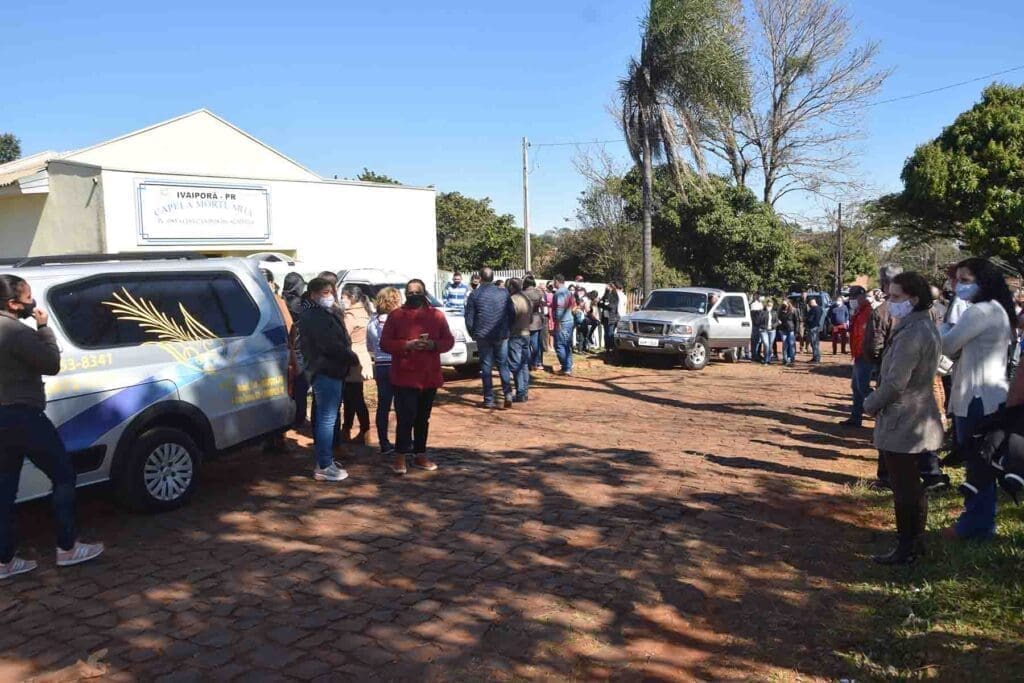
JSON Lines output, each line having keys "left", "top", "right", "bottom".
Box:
{"left": 620, "top": 0, "right": 747, "bottom": 293}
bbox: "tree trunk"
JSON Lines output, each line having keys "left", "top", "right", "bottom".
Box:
{"left": 641, "top": 115, "right": 654, "bottom": 296}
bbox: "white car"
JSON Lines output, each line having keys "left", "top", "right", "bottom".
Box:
{"left": 337, "top": 268, "right": 478, "bottom": 371}
{"left": 246, "top": 252, "right": 324, "bottom": 288}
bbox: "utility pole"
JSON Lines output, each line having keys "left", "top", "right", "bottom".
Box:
{"left": 522, "top": 137, "right": 532, "bottom": 272}
{"left": 835, "top": 202, "right": 844, "bottom": 297}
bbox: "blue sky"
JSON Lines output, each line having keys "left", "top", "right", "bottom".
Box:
{"left": 4, "top": 0, "right": 1023, "bottom": 232}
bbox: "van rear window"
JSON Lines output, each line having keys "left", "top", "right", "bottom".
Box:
{"left": 49, "top": 273, "right": 261, "bottom": 349}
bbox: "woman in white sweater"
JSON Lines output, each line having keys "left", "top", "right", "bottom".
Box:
{"left": 942, "top": 257, "right": 1017, "bottom": 540}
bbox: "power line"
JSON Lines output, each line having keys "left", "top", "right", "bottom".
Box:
{"left": 529, "top": 62, "right": 1024, "bottom": 147}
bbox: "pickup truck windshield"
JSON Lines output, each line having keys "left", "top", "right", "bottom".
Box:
{"left": 643, "top": 291, "right": 708, "bottom": 313}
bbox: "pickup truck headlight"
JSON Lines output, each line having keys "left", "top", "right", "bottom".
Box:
{"left": 670, "top": 324, "right": 693, "bottom": 335}
{"left": 616, "top": 320, "right": 630, "bottom": 332}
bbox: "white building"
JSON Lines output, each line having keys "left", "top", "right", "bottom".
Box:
{"left": 0, "top": 109, "right": 437, "bottom": 281}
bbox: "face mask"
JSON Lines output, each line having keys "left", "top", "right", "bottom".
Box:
{"left": 956, "top": 282, "right": 979, "bottom": 302}
{"left": 406, "top": 293, "right": 427, "bottom": 308}
{"left": 15, "top": 299, "right": 36, "bottom": 320}
{"left": 889, "top": 300, "right": 914, "bottom": 319}
{"left": 317, "top": 295, "right": 335, "bottom": 309}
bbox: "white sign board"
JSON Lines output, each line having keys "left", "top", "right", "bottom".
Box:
{"left": 137, "top": 181, "right": 271, "bottom": 244}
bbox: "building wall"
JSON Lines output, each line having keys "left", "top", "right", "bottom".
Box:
{"left": 0, "top": 163, "right": 104, "bottom": 257}
{"left": 100, "top": 170, "right": 438, "bottom": 283}
{"left": 65, "top": 111, "right": 320, "bottom": 182}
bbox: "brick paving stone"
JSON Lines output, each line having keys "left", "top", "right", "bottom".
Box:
{"left": 246, "top": 643, "right": 302, "bottom": 670}
{"left": 351, "top": 645, "right": 396, "bottom": 667}
{"left": 289, "top": 658, "right": 333, "bottom": 679}
{"left": 266, "top": 625, "right": 308, "bottom": 646}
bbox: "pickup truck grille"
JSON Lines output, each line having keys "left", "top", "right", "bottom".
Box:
{"left": 633, "top": 321, "right": 667, "bottom": 335}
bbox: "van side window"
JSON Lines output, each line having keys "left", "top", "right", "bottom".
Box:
{"left": 50, "top": 273, "right": 261, "bottom": 349}
{"left": 717, "top": 296, "right": 746, "bottom": 318}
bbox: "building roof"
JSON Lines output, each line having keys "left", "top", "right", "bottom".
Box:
{"left": 0, "top": 151, "right": 62, "bottom": 188}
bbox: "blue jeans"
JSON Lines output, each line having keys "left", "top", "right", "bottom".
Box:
{"left": 508, "top": 335, "right": 531, "bottom": 399}
{"left": 757, "top": 330, "right": 772, "bottom": 363}
{"left": 477, "top": 339, "right": 512, "bottom": 404}
{"left": 782, "top": 331, "right": 796, "bottom": 364}
{"left": 555, "top": 320, "right": 575, "bottom": 373}
{"left": 529, "top": 330, "right": 543, "bottom": 369}
{"left": 808, "top": 327, "right": 822, "bottom": 361}
{"left": 955, "top": 397, "right": 1000, "bottom": 539}
{"left": 311, "top": 374, "right": 344, "bottom": 469}
{"left": 850, "top": 356, "right": 874, "bottom": 424}
{"left": 0, "top": 405, "right": 78, "bottom": 562}
{"left": 373, "top": 364, "right": 395, "bottom": 452}
{"left": 604, "top": 321, "right": 617, "bottom": 350}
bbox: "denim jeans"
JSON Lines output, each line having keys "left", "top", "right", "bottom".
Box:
{"left": 529, "top": 330, "right": 543, "bottom": 369}
{"left": 394, "top": 386, "right": 437, "bottom": 454}
{"left": 604, "top": 322, "right": 617, "bottom": 350}
{"left": 782, "top": 331, "right": 796, "bottom": 364}
{"left": 311, "top": 374, "right": 344, "bottom": 469}
{"left": 555, "top": 320, "right": 575, "bottom": 373}
{"left": 373, "top": 364, "right": 395, "bottom": 452}
{"left": 807, "top": 327, "right": 822, "bottom": 362}
{"left": 0, "top": 405, "right": 78, "bottom": 563}
{"left": 757, "top": 330, "right": 772, "bottom": 364}
{"left": 508, "top": 335, "right": 531, "bottom": 399}
{"left": 477, "top": 339, "right": 512, "bottom": 404}
{"left": 850, "top": 356, "right": 874, "bottom": 424}
{"left": 954, "top": 397, "right": 1000, "bottom": 539}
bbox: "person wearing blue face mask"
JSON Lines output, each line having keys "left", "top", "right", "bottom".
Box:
{"left": 941, "top": 258, "right": 1017, "bottom": 542}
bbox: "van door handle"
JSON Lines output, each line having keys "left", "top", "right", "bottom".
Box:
{"left": 741, "top": 322, "right": 751, "bottom": 327}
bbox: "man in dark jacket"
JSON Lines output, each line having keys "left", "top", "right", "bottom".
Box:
{"left": 804, "top": 298, "right": 825, "bottom": 362}
{"left": 465, "top": 267, "right": 516, "bottom": 408}
{"left": 299, "top": 277, "right": 356, "bottom": 483}
{"left": 599, "top": 283, "right": 620, "bottom": 351}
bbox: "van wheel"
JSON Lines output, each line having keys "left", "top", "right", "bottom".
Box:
{"left": 684, "top": 338, "right": 709, "bottom": 371}
{"left": 115, "top": 428, "right": 202, "bottom": 512}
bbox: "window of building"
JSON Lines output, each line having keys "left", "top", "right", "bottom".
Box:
{"left": 49, "top": 273, "right": 260, "bottom": 349}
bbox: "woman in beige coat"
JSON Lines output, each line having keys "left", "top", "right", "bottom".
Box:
{"left": 863, "top": 272, "right": 944, "bottom": 565}
{"left": 340, "top": 285, "right": 375, "bottom": 444}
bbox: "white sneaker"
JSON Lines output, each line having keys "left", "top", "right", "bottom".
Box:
{"left": 0, "top": 557, "right": 38, "bottom": 580}
{"left": 314, "top": 464, "right": 349, "bottom": 482}
{"left": 56, "top": 542, "right": 104, "bottom": 567}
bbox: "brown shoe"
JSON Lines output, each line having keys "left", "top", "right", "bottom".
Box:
{"left": 412, "top": 456, "right": 438, "bottom": 471}
{"left": 391, "top": 455, "right": 408, "bottom": 475}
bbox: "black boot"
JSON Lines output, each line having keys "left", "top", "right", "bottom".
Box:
{"left": 873, "top": 503, "right": 921, "bottom": 565}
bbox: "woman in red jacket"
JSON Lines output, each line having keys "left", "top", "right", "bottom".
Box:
{"left": 380, "top": 279, "right": 455, "bottom": 475}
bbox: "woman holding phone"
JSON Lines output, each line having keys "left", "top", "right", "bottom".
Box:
{"left": 379, "top": 280, "right": 455, "bottom": 475}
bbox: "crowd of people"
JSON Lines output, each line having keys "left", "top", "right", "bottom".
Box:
{"left": 3, "top": 257, "right": 1023, "bottom": 580}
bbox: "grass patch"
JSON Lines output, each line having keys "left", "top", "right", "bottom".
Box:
{"left": 839, "top": 469, "right": 1024, "bottom": 680}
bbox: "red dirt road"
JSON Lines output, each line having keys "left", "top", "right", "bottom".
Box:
{"left": 1, "top": 354, "right": 883, "bottom": 681}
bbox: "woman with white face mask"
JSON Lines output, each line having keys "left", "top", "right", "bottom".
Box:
{"left": 863, "top": 272, "right": 944, "bottom": 565}
{"left": 940, "top": 258, "right": 1016, "bottom": 541}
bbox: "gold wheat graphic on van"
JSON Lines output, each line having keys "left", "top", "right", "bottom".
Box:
{"left": 102, "top": 288, "right": 219, "bottom": 367}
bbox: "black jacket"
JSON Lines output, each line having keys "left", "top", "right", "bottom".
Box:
{"left": 299, "top": 304, "right": 356, "bottom": 380}
{"left": 804, "top": 305, "right": 825, "bottom": 330}
{"left": 751, "top": 309, "right": 769, "bottom": 330}
{"left": 599, "top": 290, "right": 620, "bottom": 324}
{"left": 777, "top": 310, "right": 799, "bottom": 334}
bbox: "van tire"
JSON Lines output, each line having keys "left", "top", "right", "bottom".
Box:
{"left": 684, "top": 338, "right": 709, "bottom": 371}
{"left": 115, "top": 427, "right": 202, "bottom": 512}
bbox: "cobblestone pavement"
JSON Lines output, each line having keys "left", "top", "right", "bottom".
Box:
{"left": 1, "top": 354, "right": 883, "bottom": 681}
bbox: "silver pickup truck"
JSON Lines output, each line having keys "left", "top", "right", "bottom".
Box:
{"left": 615, "top": 287, "right": 752, "bottom": 370}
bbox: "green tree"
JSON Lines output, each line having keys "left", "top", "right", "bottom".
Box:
{"left": 435, "top": 192, "right": 523, "bottom": 271}
{"left": 356, "top": 168, "right": 401, "bottom": 184}
{"left": 0, "top": 133, "right": 20, "bottom": 164}
{"left": 792, "top": 224, "right": 881, "bottom": 291}
{"left": 880, "top": 84, "right": 1024, "bottom": 275}
{"left": 623, "top": 166, "right": 798, "bottom": 293}
{"left": 619, "top": 0, "right": 748, "bottom": 294}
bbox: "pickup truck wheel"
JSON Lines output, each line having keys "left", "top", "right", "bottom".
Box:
{"left": 684, "top": 338, "right": 709, "bottom": 371}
